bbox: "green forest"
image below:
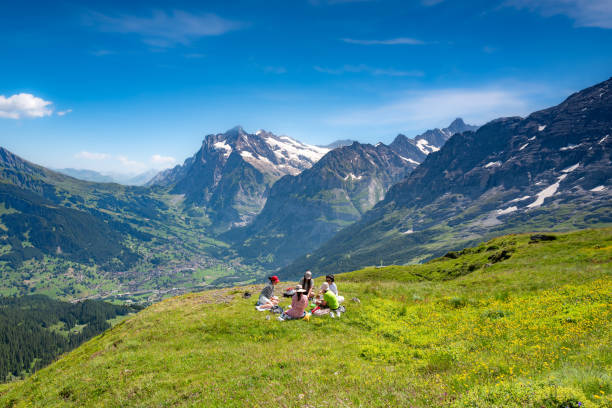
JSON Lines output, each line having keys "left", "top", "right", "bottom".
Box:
{"left": 0, "top": 295, "right": 142, "bottom": 382}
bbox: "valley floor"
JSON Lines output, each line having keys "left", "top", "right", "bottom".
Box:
{"left": 0, "top": 228, "right": 610, "bottom": 407}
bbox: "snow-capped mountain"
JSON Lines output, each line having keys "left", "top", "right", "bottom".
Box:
{"left": 147, "top": 126, "right": 329, "bottom": 231}
{"left": 225, "top": 141, "right": 416, "bottom": 268}
{"left": 388, "top": 118, "right": 478, "bottom": 162}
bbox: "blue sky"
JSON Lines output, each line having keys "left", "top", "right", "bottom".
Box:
{"left": 1, "top": 0, "right": 611, "bottom": 174}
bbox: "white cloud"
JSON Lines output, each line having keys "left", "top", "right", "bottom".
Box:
{"left": 117, "top": 155, "right": 147, "bottom": 172}
{"left": 506, "top": 0, "right": 612, "bottom": 29}
{"left": 57, "top": 109, "right": 73, "bottom": 116}
{"left": 341, "top": 37, "right": 425, "bottom": 45}
{"left": 314, "top": 64, "right": 423, "bottom": 77}
{"left": 75, "top": 151, "right": 110, "bottom": 160}
{"left": 327, "top": 87, "right": 532, "bottom": 128}
{"left": 0, "top": 93, "right": 53, "bottom": 119}
{"left": 86, "top": 9, "right": 245, "bottom": 47}
{"left": 72, "top": 151, "right": 152, "bottom": 173}
{"left": 151, "top": 154, "right": 176, "bottom": 167}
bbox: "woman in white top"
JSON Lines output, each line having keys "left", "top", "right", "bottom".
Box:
{"left": 325, "top": 274, "right": 344, "bottom": 303}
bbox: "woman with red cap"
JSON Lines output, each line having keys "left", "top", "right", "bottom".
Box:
{"left": 256, "top": 276, "right": 280, "bottom": 310}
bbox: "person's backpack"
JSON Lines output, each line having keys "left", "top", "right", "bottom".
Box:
{"left": 271, "top": 305, "right": 284, "bottom": 314}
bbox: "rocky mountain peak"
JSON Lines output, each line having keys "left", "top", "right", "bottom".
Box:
{"left": 147, "top": 126, "right": 330, "bottom": 231}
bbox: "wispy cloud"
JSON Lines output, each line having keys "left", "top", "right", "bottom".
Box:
{"left": 74, "top": 151, "right": 155, "bottom": 173}
{"left": 91, "top": 49, "right": 114, "bottom": 56}
{"left": 117, "top": 155, "right": 146, "bottom": 172}
{"left": 182, "top": 53, "right": 206, "bottom": 59}
{"left": 0, "top": 93, "right": 53, "bottom": 119}
{"left": 263, "top": 66, "right": 287, "bottom": 74}
{"left": 482, "top": 45, "right": 498, "bottom": 54}
{"left": 151, "top": 154, "right": 176, "bottom": 167}
{"left": 314, "top": 64, "right": 423, "bottom": 77}
{"left": 309, "top": 0, "right": 376, "bottom": 5}
{"left": 85, "top": 9, "right": 245, "bottom": 47}
{"left": 57, "top": 109, "right": 73, "bottom": 116}
{"left": 341, "top": 37, "right": 425, "bottom": 45}
{"left": 327, "top": 86, "right": 536, "bottom": 128}
{"left": 422, "top": 0, "right": 445, "bottom": 5}
{"left": 506, "top": 0, "right": 612, "bottom": 29}
{"left": 75, "top": 151, "right": 110, "bottom": 160}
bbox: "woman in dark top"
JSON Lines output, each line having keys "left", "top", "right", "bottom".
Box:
{"left": 299, "top": 271, "right": 314, "bottom": 299}
{"left": 256, "top": 276, "right": 280, "bottom": 310}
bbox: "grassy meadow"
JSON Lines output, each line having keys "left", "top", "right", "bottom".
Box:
{"left": 0, "top": 228, "right": 610, "bottom": 407}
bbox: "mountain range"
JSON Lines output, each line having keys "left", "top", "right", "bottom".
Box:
{"left": 223, "top": 118, "right": 477, "bottom": 268}
{"left": 280, "top": 77, "right": 612, "bottom": 278}
{"left": 1, "top": 78, "right": 611, "bottom": 300}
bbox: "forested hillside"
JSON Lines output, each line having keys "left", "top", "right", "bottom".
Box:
{"left": 0, "top": 295, "right": 142, "bottom": 382}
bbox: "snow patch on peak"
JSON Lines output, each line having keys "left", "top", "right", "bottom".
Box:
{"left": 399, "top": 156, "right": 420, "bottom": 165}
{"left": 561, "top": 163, "right": 580, "bottom": 173}
{"left": 590, "top": 185, "right": 605, "bottom": 192}
{"left": 527, "top": 174, "right": 567, "bottom": 209}
{"left": 416, "top": 138, "right": 439, "bottom": 154}
{"left": 519, "top": 143, "right": 529, "bottom": 151}
{"left": 343, "top": 173, "right": 363, "bottom": 181}
{"left": 509, "top": 195, "right": 531, "bottom": 203}
{"left": 401, "top": 229, "right": 414, "bottom": 235}
{"left": 496, "top": 206, "right": 518, "bottom": 215}
{"left": 484, "top": 161, "right": 501, "bottom": 168}
{"left": 560, "top": 144, "right": 580, "bottom": 151}
{"left": 538, "top": 125, "right": 546, "bottom": 131}
{"left": 213, "top": 141, "right": 232, "bottom": 158}
{"left": 264, "top": 135, "right": 329, "bottom": 163}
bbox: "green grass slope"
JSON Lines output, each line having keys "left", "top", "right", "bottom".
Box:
{"left": 1, "top": 228, "right": 610, "bottom": 407}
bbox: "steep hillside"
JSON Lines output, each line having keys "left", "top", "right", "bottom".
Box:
{"left": 282, "top": 78, "right": 612, "bottom": 278}
{"left": 0, "top": 295, "right": 141, "bottom": 382}
{"left": 225, "top": 142, "right": 415, "bottom": 268}
{"left": 0, "top": 148, "right": 251, "bottom": 303}
{"left": 1, "top": 228, "right": 610, "bottom": 407}
{"left": 0, "top": 182, "right": 137, "bottom": 269}
{"left": 147, "top": 126, "right": 329, "bottom": 231}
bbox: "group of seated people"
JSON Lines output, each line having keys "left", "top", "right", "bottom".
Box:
{"left": 255, "top": 271, "right": 344, "bottom": 320}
